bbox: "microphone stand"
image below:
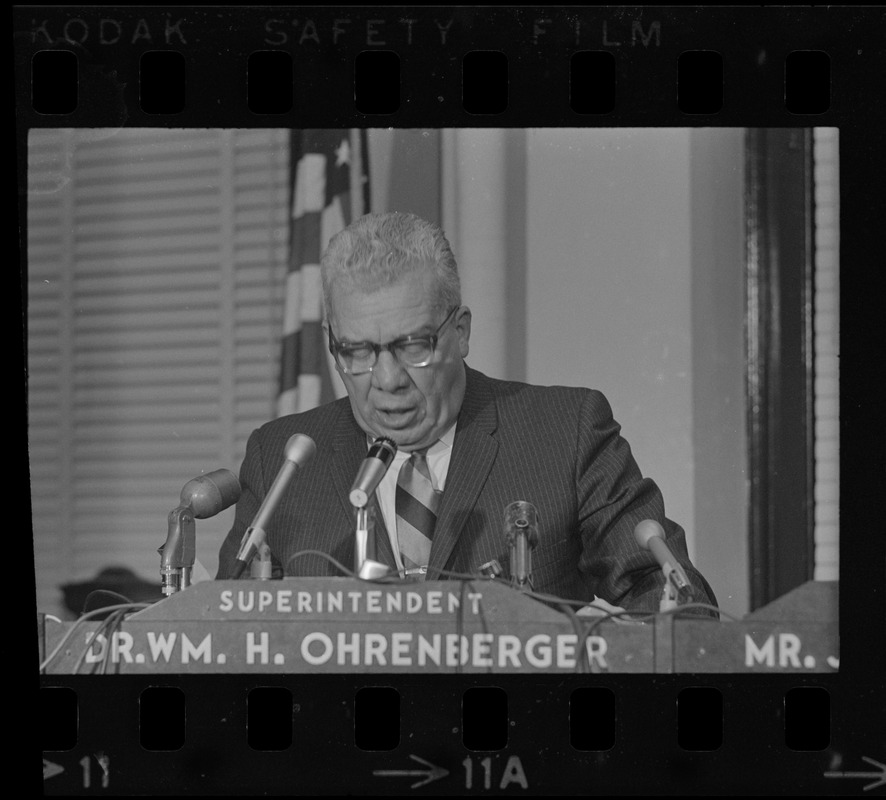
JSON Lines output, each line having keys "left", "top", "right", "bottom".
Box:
{"left": 508, "top": 530, "right": 533, "bottom": 592}
{"left": 250, "top": 541, "right": 274, "bottom": 579}
{"left": 232, "top": 525, "right": 267, "bottom": 579}
{"left": 159, "top": 506, "right": 195, "bottom": 596}
{"left": 505, "top": 501, "right": 538, "bottom": 592}
{"left": 658, "top": 571, "right": 682, "bottom": 612}
{"left": 354, "top": 506, "right": 390, "bottom": 580}
{"left": 634, "top": 520, "right": 690, "bottom": 613}
{"left": 657, "top": 559, "right": 690, "bottom": 612}
{"left": 232, "top": 433, "right": 317, "bottom": 579}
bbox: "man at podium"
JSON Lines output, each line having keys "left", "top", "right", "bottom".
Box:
{"left": 217, "top": 212, "right": 717, "bottom": 616}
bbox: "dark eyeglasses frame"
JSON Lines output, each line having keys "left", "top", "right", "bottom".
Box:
{"left": 327, "top": 305, "right": 460, "bottom": 375}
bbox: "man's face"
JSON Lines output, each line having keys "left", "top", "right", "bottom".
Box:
{"left": 328, "top": 268, "right": 471, "bottom": 451}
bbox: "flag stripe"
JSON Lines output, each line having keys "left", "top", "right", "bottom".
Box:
{"left": 321, "top": 196, "right": 348, "bottom": 246}
{"left": 289, "top": 212, "right": 322, "bottom": 271}
{"left": 297, "top": 375, "right": 322, "bottom": 411}
{"left": 298, "top": 322, "right": 327, "bottom": 375}
{"left": 277, "top": 387, "right": 299, "bottom": 418}
{"left": 278, "top": 129, "right": 369, "bottom": 416}
{"left": 278, "top": 331, "right": 301, "bottom": 394}
{"left": 293, "top": 155, "right": 326, "bottom": 216}
{"left": 299, "top": 265, "right": 323, "bottom": 323}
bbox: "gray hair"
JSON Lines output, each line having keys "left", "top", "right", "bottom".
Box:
{"left": 320, "top": 212, "right": 461, "bottom": 320}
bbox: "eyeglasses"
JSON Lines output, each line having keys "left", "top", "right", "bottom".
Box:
{"left": 328, "top": 306, "right": 459, "bottom": 375}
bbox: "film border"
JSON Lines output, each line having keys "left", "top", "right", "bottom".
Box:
{"left": 16, "top": 5, "right": 885, "bottom": 795}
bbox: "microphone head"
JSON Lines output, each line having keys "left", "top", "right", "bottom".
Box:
{"left": 284, "top": 433, "right": 317, "bottom": 466}
{"left": 634, "top": 519, "right": 665, "bottom": 550}
{"left": 181, "top": 469, "right": 242, "bottom": 518}
{"left": 369, "top": 436, "right": 398, "bottom": 463}
{"left": 504, "top": 500, "right": 540, "bottom": 548}
{"left": 348, "top": 437, "right": 398, "bottom": 508}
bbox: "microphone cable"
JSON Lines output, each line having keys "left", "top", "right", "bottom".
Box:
{"left": 73, "top": 606, "right": 130, "bottom": 675}
{"left": 40, "top": 602, "right": 152, "bottom": 674}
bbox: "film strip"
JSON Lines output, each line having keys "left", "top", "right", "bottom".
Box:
{"left": 17, "top": 5, "right": 885, "bottom": 795}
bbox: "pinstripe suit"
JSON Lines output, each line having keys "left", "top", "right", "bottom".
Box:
{"left": 217, "top": 366, "right": 717, "bottom": 614}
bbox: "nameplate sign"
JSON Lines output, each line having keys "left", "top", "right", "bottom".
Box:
{"left": 41, "top": 578, "right": 653, "bottom": 674}
{"left": 39, "top": 578, "right": 838, "bottom": 674}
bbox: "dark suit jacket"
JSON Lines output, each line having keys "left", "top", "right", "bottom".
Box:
{"left": 217, "top": 366, "right": 717, "bottom": 615}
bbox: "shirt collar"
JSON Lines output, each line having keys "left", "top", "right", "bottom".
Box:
{"left": 430, "top": 420, "right": 456, "bottom": 454}
{"left": 365, "top": 420, "right": 456, "bottom": 455}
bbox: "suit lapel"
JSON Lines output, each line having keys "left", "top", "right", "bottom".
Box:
{"left": 429, "top": 367, "right": 498, "bottom": 576}
{"left": 330, "top": 405, "right": 397, "bottom": 569}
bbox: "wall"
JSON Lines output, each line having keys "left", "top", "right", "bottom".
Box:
{"left": 523, "top": 128, "right": 747, "bottom": 616}
{"left": 689, "top": 129, "right": 749, "bottom": 615}
{"left": 368, "top": 129, "right": 441, "bottom": 226}
{"left": 526, "top": 129, "right": 694, "bottom": 541}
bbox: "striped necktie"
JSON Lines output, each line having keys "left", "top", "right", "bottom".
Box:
{"left": 395, "top": 450, "right": 441, "bottom": 577}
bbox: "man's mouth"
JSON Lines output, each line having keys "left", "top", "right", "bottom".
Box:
{"left": 377, "top": 407, "right": 417, "bottom": 426}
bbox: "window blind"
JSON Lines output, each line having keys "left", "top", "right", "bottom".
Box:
{"left": 27, "top": 128, "right": 290, "bottom": 617}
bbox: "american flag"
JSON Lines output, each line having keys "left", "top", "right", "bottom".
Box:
{"left": 277, "top": 129, "right": 370, "bottom": 417}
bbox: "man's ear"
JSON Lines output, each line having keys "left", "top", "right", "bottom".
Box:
{"left": 456, "top": 306, "right": 472, "bottom": 358}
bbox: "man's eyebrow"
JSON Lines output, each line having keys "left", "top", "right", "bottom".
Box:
{"left": 339, "top": 326, "right": 434, "bottom": 346}
{"left": 394, "top": 324, "right": 436, "bottom": 339}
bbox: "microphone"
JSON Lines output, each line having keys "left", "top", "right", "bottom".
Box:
{"left": 633, "top": 519, "right": 690, "bottom": 592}
{"left": 349, "top": 437, "right": 398, "bottom": 508}
{"left": 504, "top": 501, "right": 539, "bottom": 589}
{"left": 231, "top": 433, "right": 317, "bottom": 579}
{"left": 180, "top": 469, "right": 242, "bottom": 518}
{"left": 161, "top": 469, "right": 242, "bottom": 595}
{"left": 350, "top": 437, "right": 397, "bottom": 580}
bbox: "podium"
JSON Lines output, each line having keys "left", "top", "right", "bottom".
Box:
{"left": 39, "top": 578, "right": 837, "bottom": 674}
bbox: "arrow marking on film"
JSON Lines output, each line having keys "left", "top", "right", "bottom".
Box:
{"left": 824, "top": 756, "right": 886, "bottom": 791}
{"left": 43, "top": 759, "right": 64, "bottom": 781}
{"left": 373, "top": 754, "right": 449, "bottom": 788}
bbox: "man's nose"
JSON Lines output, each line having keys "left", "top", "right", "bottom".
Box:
{"left": 371, "top": 350, "right": 409, "bottom": 391}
